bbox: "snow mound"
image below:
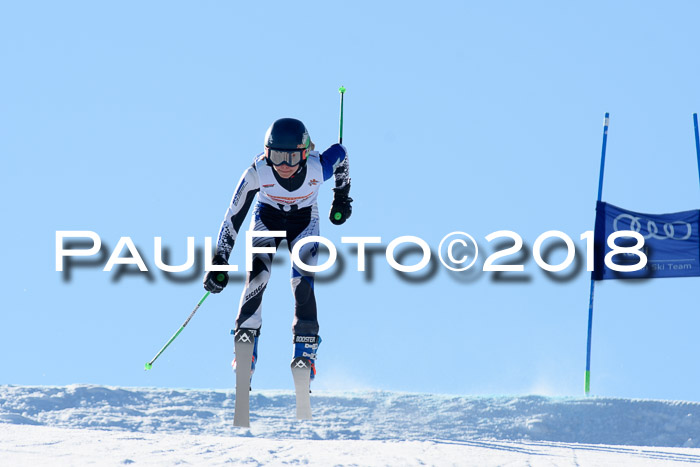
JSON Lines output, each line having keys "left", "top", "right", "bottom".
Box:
{"left": 1, "top": 385, "right": 699, "bottom": 448}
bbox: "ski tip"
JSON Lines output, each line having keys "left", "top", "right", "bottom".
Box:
{"left": 339, "top": 85, "right": 346, "bottom": 94}
{"left": 144, "top": 363, "right": 153, "bottom": 371}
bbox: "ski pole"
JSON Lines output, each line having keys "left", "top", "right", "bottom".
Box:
{"left": 330, "top": 86, "right": 348, "bottom": 224}
{"left": 338, "top": 85, "right": 346, "bottom": 144}
{"left": 144, "top": 286, "right": 219, "bottom": 370}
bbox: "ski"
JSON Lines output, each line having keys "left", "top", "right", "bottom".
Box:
{"left": 233, "top": 329, "right": 256, "bottom": 427}
{"left": 291, "top": 357, "right": 312, "bottom": 420}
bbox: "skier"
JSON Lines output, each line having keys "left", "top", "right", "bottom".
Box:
{"left": 202, "top": 117, "right": 351, "bottom": 383}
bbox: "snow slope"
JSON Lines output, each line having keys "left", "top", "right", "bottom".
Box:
{"left": 4, "top": 424, "right": 700, "bottom": 466}
{"left": 2, "top": 384, "right": 700, "bottom": 465}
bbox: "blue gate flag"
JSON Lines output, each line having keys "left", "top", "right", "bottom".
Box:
{"left": 593, "top": 201, "right": 700, "bottom": 280}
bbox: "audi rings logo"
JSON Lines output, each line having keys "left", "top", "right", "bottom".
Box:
{"left": 613, "top": 214, "right": 692, "bottom": 241}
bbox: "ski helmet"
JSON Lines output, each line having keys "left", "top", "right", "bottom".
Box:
{"left": 264, "top": 118, "right": 311, "bottom": 166}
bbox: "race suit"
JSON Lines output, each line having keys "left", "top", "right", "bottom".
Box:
{"left": 214, "top": 143, "right": 350, "bottom": 336}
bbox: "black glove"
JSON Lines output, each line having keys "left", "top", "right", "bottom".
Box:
{"left": 203, "top": 254, "right": 229, "bottom": 293}
{"left": 329, "top": 186, "right": 353, "bottom": 225}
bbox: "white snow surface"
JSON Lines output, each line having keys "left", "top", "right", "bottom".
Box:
{"left": 2, "top": 384, "right": 700, "bottom": 465}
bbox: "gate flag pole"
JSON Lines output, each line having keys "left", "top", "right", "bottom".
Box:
{"left": 585, "top": 112, "right": 610, "bottom": 395}
{"left": 693, "top": 114, "right": 700, "bottom": 189}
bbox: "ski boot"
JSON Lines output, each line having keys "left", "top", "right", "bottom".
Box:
{"left": 291, "top": 334, "right": 321, "bottom": 381}
{"left": 291, "top": 334, "right": 320, "bottom": 420}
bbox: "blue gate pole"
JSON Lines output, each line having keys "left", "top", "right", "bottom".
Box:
{"left": 585, "top": 112, "right": 610, "bottom": 395}
{"left": 694, "top": 114, "right": 700, "bottom": 188}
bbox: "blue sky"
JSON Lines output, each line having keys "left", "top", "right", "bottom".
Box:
{"left": 2, "top": 1, "right": 700, "bottom": 401}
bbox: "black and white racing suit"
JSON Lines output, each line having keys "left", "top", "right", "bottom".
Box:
{"left": 214, "top": 144, "right": 350, "bottom": 336}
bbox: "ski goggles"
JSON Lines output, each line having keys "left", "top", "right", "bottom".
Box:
{"left": 266, "top": 148, "right": 307, "bottom": 167}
